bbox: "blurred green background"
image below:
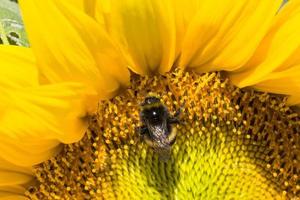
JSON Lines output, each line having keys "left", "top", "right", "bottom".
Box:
{"left": 0, "top": 0, "right": 28, "bottom": 46}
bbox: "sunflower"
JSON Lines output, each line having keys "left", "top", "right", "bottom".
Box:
{"left": 0, "top": 0, "right": 299, "bottom": 199}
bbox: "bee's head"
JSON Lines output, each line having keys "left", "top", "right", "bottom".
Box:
{"left": 140, "top": 95, "right": 167, "bottom": 124}
{"left": 141, "top": 96, "right": 161, "bottom": 107}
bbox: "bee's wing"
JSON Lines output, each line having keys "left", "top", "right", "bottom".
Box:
{"left": 147, "top": 119, "right": 167, "bottom": 139}
{"left": 145, "top": 120, "right": 172, "bottom": 161}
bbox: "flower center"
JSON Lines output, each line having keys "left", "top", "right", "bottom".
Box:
{"left": 26, "top": 69, "right": 299, "bottom": 199}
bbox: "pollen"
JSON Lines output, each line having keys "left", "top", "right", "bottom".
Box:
{"left": 26, "top": 69, "right": 300, "bottom": 199}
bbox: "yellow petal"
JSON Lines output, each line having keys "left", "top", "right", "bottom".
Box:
{"left": 251, "top": 65, "right": 300, "bottom": 107}
{"left": 0, "top": 195, "right": 28, "bottom": 200}
{"left": 0, "top": 139, "right": 61, "bottom": 167}
{"left": 252, "top": 65, "right": 300, "bottom": 95}
{"left": 61, "top": 0, "right": 94, "bottom": 15}
{"left": 0, "top": 186, "right": 29, "bottom": 200}
{"left": 0, "top": 45, "right": 37, "bottom": 115}
{"left": 229, "top": 1, "right": 300, "bottom": 87}
{"left": 0, "top": 158, "right": 33, "bottom": 200}
{"left": 59, "top": 0, "right": 92, "bottom": 15}
{"left": 95, "top": 0, "right": 176, "bottom": 74}
{"left": 83, "top": 0, "right": 97, "bottom": 17}
{"left": 57, "top": 2, "right": 130, "bottom": 88}
{"left": 0, "top": 83, "right": 89, "bottom": 166}
{"left": 172, "top": 0, "right": 201, "bottom": 57}
{"left": 0, "top": 159, "right": 33, "bottom": 187}
{"left": 179, "top": 0, "right": 282, "bottom": 72}
{"left": 65, "top": 0, "right": 84, "bottom": 10}
{"left": 287, "top": 95, "right": 300, "bottom": 106}
{"left": 0, "top": 46, "right": 89, "bottom": 166}
{"left": 0, "top": 46, "right": 37, "bottom": 87}
{"left": 19, "top": 0, "right": 130, "bottom": 99}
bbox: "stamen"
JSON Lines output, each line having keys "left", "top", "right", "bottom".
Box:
{"left": 26, "top": 69, "right": 300, "bottom": 199}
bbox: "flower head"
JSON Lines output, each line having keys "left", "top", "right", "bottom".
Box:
{"left": 27, "top": 70, "right": 300, "bottom": 199}
{"left": 0, "top": 0, "right": 299, "bottom": 199}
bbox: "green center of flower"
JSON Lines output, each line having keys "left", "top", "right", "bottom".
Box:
{"left": 26, "top": 69, "right": 299, "bottom": 199}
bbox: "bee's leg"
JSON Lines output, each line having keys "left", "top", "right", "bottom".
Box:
{"left": 169, "top": 103, "right": 185, "bottom": 124}
{"left": 135, "top": 125, "right": 148, "bottom": 135}
{"left": 168, "top": 117, "right": 180, "bottom": 124}
{"left": 174, "top": 107, "right": 181, "bottom": 118}
{"left": 143, "top": 134, "right": 155, "bottom": 147}
{"left": 168, "top": 110, "right": 181, "bottom": 124}
{"left": 136, "top": 126, "right": 150, "bottom": 144}
{"left": 167, "top": 127, "right": 177, "bottom": 145}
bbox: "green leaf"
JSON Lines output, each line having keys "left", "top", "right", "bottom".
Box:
{"left": 0, "top": 0, "right": 29, "bottom": 46}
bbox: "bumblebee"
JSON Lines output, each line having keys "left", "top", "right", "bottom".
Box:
{"left": 138, "top": 95, "right": 181, "bottom": 161}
